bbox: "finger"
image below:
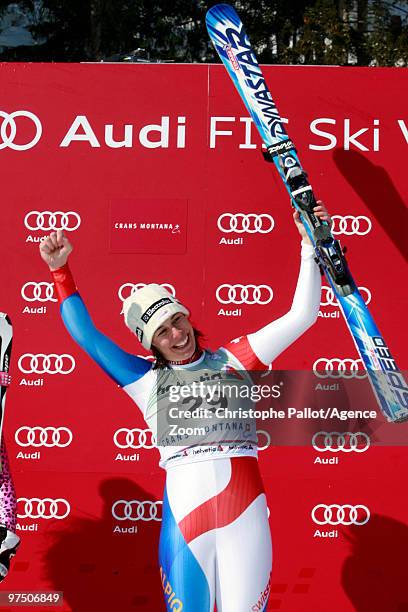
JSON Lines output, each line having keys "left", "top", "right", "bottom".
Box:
{"left": 40, "top": 241, "right": 52, "bottom": 254}
{"left": 56, "top": 229, "right": 65, "bottom": 247}
{"left": 40, "top": 236, "right": 54, "bottom": 252}
{"left": 313, "top": 206, "right": 329, "bottom": 216}
{"left": 315, "top": 210, "right": 330, "bottom": 218}
{"left": 314, "top": 211, "right": 326, "bottom": 218}
{"left": 315, "top": 214, "right": 332, "bottom": 227}
{"left": 293, "top": 212, "right": 302, "bottom": 225}
{"left": 317, "top": 215, "right": 331, "bottom": 224}
{"left": 49, "top": 232, "right": 59, "bottom": 248}
{"left": 61, "top": 234, "right": 72, "bottom": 250}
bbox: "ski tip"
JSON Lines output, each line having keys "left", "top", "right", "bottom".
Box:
{"left": 206, "top": 3, "right": 237, "bottom": 21}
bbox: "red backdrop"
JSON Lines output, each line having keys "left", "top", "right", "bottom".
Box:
{"left": 0, "top": 63, "right": 407, "bottom": 611}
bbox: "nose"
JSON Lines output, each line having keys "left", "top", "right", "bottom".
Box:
{"left": 171, "top": 326, "right": 184, "bottom": 343}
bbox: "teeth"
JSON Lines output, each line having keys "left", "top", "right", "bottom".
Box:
{"left": 174, "top": 337, "right": 188, "bottom": 349}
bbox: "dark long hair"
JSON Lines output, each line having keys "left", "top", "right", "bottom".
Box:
{"left": 151, "top": 328, "right": 204, "bottom": 369}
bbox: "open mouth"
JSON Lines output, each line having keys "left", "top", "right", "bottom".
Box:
{"left": 173, "top": 335, "right": 190, "bottom": 350}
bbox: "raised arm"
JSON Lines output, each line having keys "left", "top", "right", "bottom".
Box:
{"left": 247, "top": 239, "right": 321, "bottom": 366}
{"left": 224, "top": 204, "right": 329, "bottom": 368}
{"left": 248, "top": 204, "right": 330, "bottom": 365}
{"left": 39, "top": 231, "right": 151, "bottom": 387}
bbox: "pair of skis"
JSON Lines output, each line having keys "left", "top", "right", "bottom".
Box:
{"left": 206, "top": 4, "right": 408, "bottom": 423}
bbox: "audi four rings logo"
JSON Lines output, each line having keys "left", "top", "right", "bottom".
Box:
{"left": 118, "top": 282, "right": 176, "bottom": 303}
{"left": 0, "top": 110, "right": 42, "bottom": 150}
{"left": 311, "top": 504, "right": 370, "bottom": 525}
{"left": 15, "top": 426, "right": 73, "bottom": 448}
{"left": 17, "top": 498, "right": 71, "bottom": 520}
{"left": 312, "top": 432, "right": 370, "bottom": 453}
{"left": 217, "top": 213, "right": 275, "bottom": 234}
{"left": 321, "top": 285, "right": 371, "bottom": 306}
{"left": 111, "top": 500, "right": 162, "bottom": 521}
{"left": 21, "top": 282, "right": 57, "bottom": 303}
{"left": 331, "top": 215, "right": 372, "bottom": 236}
{"left": 24, "top": 211, "right": 81, "bottom": 231}
{"left": 18, "top": 354, "right": 76, "bottom": 375}
{"left": 216, "top": 284, "right": 273, "bottom": 305}
{"left": 313, "top": 358, "right": 367, "bottom": 379}
{"left": 114, "top": 428, "right": 156, "bottom": 449}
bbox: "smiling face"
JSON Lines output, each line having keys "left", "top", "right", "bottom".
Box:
{"left": 151, "top": 313, "right": 196, "bottom": 362}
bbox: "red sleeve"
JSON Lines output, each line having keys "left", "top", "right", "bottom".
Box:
{"left": 50, "top": 264, "right": 77, "bottom": 304}
{"left": 223, "top": 335, "right": 267, "bottom": 370}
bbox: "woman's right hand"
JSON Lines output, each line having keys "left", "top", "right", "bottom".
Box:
{"left": 39, "top": 230, "right": 73, "bottom": 271}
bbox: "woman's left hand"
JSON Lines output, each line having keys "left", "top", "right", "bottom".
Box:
{"left": 293, "top": 201, "right": 332, "bottom": 245}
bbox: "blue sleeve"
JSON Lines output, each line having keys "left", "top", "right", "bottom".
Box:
{"left": 60, "top": 292, "right": 152, "bottom": 387}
